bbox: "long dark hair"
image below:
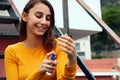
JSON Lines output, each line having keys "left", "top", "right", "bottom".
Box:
{"left": 20, "top": 0, "right": 56, "bottom": 52}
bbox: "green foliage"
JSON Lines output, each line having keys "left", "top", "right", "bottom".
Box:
{"left": 101, "top": 0, "right": 120, "bottom": 8}
{"left": 102, "top": 8, "right": 120, "bottom": 36}
{"left": 91, "top": 7, "right": 120, "bottom": 52}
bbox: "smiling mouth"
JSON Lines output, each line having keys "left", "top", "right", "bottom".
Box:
{"left": 36, "top": 26, "right": 47, "bottom": 32}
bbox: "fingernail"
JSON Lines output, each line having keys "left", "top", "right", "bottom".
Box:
{"left": 65, "top": 34, "right": 68, "bottom": 35}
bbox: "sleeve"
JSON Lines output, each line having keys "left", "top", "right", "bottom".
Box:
{"left": 56, "top": 50, "right": 76, "bottom": 80}
{"left": 62, "top": 64, "right": 76, "bottom": 80}
{"left": 4, "top": 46, "right": 19, "bottom": 80}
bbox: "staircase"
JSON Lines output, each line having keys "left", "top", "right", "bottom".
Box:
{"left": 0, "top": 0, "right": 20, "bottom": 80}
{"left": 0, "top": 0, "right": 19, "bottom": 25}
{"left": 0, "top": 0, "right": 19, "bottom": 36}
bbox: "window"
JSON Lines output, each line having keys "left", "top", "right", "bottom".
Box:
{"left": 77, "top": 52, "right": 85, "bottom": 60}
{"left": 75, "top": 43, "right": 80, "bottom": 50}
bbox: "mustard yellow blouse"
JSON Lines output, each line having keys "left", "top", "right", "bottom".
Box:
{"left": 5, "top": 42, "right": 76, "bottom": 80}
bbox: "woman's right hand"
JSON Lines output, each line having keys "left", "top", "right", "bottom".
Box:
{"left": 38, "top": 52, "right": 57, "bottom": 74}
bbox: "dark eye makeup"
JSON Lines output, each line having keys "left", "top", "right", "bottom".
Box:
{"left": 46, "top": 15, "right": 51, "bottom": 21}
{"left": 35, "top": 11, "right": 51, "bottom": 21}
{"left": 35, "top": 12, "right": 43, "bottom": 18}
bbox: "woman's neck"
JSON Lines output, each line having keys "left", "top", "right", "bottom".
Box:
{"left": 23, "top": 36, "right": 43, "bottom": 48}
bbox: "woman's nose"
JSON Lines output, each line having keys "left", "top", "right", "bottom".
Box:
{"left": 40, "top": 17, "right": 47, "bottom": 25}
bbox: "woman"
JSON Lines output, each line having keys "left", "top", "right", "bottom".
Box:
{"left": 5, "top": 0, "right": 77, "bottom": 80}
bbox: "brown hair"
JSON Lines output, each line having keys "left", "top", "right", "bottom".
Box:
{"left": 20, "top": 0, "right": 56, "bottom": 52}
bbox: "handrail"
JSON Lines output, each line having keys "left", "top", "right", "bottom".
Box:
{"left": 77, "top": 56, "right": 96, "bottom": 80}
{"left": 76, "top": 0, "right": 120, "bottom": 46}
{"left": 62, "top": 0, "right": 96, "bottom": 80}
{"left": 62, "top": 0, "right": 70, "bottom": 35}
{"left": 54, "top": 25, "right": 96, "bottom": 80}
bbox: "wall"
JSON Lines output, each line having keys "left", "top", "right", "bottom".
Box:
{"left": 75, "top": 36, "right": 91, "bottom": 60}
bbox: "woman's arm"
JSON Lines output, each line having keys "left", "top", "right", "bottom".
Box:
{"left": 5, "top": 46, "right": 46, "bottom": 80}
{"left": 5, "top": 46, "right": 19, "bottom": 80}
{"left": 56, "top": 34, "right": 77, "bottom": 80}
{"left": 56, "top": 51, "right": 76, "bottom": 80}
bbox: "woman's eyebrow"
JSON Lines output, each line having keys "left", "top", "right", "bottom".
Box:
{"left": 34, "top": 10, "right": 51, "bottom": 15}
{"left": 34, "top": 11, "right": 43, "bottom": 14}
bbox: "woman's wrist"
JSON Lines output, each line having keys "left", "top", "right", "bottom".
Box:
{"left": 67, "top": 56, "right": 77, "bottom": 66}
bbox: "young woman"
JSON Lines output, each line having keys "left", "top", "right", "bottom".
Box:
{"left": 5, "top": 0, "right": 77, "bottom": 80}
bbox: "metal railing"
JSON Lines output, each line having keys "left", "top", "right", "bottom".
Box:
{"left": 61, "top": 0, "right": 96, "bottom": 80}
{"left": 59, "top": 0, "right": 120, "bottom": 80}
{"left": 76, "top": 0, "right": 120, "bottom": 46}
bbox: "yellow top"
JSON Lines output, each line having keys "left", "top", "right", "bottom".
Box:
{"left": 5, "top": 42, "right": 76, "bottom": 80}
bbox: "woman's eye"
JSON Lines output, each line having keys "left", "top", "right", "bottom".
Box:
{"left": 35, "top": 12, "right": 43, "bottom": 18}
{"left": 46, "top": 15, "right": 51, "bottom": 21}
{"left": 36, "top": 14, "right": 42, "bottom": 18}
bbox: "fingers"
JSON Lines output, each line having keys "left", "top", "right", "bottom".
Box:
{"left": 57, "top": 34, "right": 76, "bottom": 56}
{"left": 39, "top": 52, "right": 57, "bottom": 74}
{"left": 45, "top": 51, "right": 55, "bottom": 60}
{"left": 58, "top": 35, "right": 75, "bottom": 52}
{"left": 41, "top": 60, "right": 57, "bottom": 73}
{"left": 58, "top": 35, "right": 74, "bottom": 49}
{"left": 57, "top": 34, "right": 77, "bottom": 66}
{"left": 60, "top": 34, "right": 74, "bottom": 43}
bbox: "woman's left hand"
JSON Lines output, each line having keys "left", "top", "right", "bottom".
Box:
{"left": 57, "top": 34, "right": 77, "bottom": 65}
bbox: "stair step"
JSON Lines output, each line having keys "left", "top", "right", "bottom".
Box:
{"left": 0, "top": 2, "right": 11, "bottom": 10}
{"left": 0, "top": 54, "right": 4, "bottom": 59}
{"left": 0, "top": 0, "right": 19, "bottom": 26}
{"left": 0, "top": 77, "right": 6, "bottom": 80}
{"left": 0, "top": 16, "right": 19, "bottom": 24}
{"left": 0, "top": 0, "right": 8, "bottom": 2}
{"left": 0, "top": 59, "right": 5, "bottom": 78}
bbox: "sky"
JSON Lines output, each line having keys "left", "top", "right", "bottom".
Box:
{"left": 13, "top": 0, "right": 102, "bottom": 32}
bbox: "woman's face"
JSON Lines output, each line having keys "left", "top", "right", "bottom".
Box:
{"left": 22, "top": 3, "right": 51, "bottom": 37}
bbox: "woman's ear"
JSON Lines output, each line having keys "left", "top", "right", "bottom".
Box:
{"left": 21, "top": 12, "right": 28, "bottom": 22}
